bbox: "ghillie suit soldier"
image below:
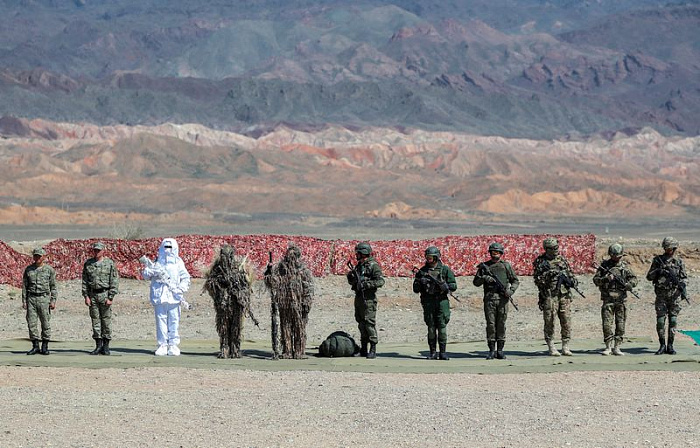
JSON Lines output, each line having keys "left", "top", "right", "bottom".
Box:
{"left": 346, "top": 242, "right": 385, "bottom": 359}
{"left": 593, "top": 243, "right": 638, "bottom": 356}
{"left": 203, "top": 245, "right": 257, "bottom": 359}
{"left": 646, "top": 237, "right": 688, "bottom": 355}
{"left": 413, "top": 246, "right": 457, "bottom": 360}
{"left": 473, "top": 242, "right": 519, "bottom": 360}
{"left": 264, "top": 244, "right": 315, "bottom": 360}
{"left": 533, "top": 238, "right": 582, "bottom": 357}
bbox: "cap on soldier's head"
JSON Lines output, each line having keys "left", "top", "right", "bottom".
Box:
{"left": 355, "top": 242, "right": 372, "bottom": 255}
{"left": 662, "top": 237, "right": 678, "bottom": 249}
{"left": 608, "top": 243, "right": 624, "bottom": 257}
{"left": 92, "top": 241, "right": 105, "bottom": 251}
{"left": 488, "top": 242, "right": 504, "bottom": 254}
{"left": 425, "top": 246, "right": 441, "bottom": 258}
{"left": 32, "top": 247, "right": 46, "bottom": 256}
{"left": 543, "top": 238, "right": 559, "bottom": 250}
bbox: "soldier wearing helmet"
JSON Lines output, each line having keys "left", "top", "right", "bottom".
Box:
{"left": 22, "top": 247, "right": 57, "bottom": 355}
{"left": 346, "top": 242, "right": 385, "bottom": 359}
{"left": 413, "top": 246, "right": 457, "bottom": 360}
{"left": 533, "top": 237, "right": 579, "bottom": 356}
{"left": 473, "top": 242, "right": 519, "bottom": 360}
{"left": 646, "top": 237, "right": 687, "bottom": 355}
{"left": 593, "top": 243, "right": 638, "bottom": 356}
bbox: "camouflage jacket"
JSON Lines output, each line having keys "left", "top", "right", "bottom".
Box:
{"left": 533, "top": 253, "right": 578, "bottom": 297}
{"left": 22, "top": 263, "right": 57, "bottom": 304}
{"left": 82, "top": 257, "right": 119, "bottom": 300}
{"left": 413, "top": 262, "right": 457, "bottom": 301}
{"left": 346, "top": 257, "right": 385, "bottom": 301}
{"left": 473, "top": 259, "right": 519, "bottom": 300}
{"left": 593, "top": 258, "right": 638, "bottom": 301}
{"left": 646, "top": 254, "right": 686, "bottom": 292}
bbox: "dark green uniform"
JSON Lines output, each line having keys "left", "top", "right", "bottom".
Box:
{"left": 82, "top": 257, "right": 119, "bottom": 340}
{"left": 473, "top": 260, "right": 519, "bottom": 343}
{"left": 22, "top": 263, "right": 57, "bottom": 341}
{"left": 647, "top": 254, "right": 686, "bottom": 349}
{"left": 413, "top": 262, "right": 457, "bottom": 346}
{"left": 593, "top": 258, "right": 638, "bottom": 345}
{"left": 347, "top": 256, "right": 384, "bottom": 346}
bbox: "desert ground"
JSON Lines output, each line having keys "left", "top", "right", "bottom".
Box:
{"left": 1, "top": 236, "right": 699, "bottom": 447}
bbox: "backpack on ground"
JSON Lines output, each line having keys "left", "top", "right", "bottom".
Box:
{"left": 318, "top": 331, "right": 360, "bottom": 357}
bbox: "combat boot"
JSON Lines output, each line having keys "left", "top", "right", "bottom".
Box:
{"left": 654, "top": 337, "right": 666, "bottom": 355}
{"left": 427, "top": 340, "right": 437, "bottom": 360}
{"left": 27, "top": 340, "right": 40, "bottom": 355}
{"left": 366, "top": 342, "right": 376, "bottom": 359}
{"left": 101, "top": 338, "right": 111, "bottom": 356}
{"left": 601, "top": 340, "right": 612, "bottom": 356}
{"left": 666, "top": 329, "right": 676, "bottom": 355}
{"left": 496, "top": 341, "right": 506, "bottom": 360}
{"left": 561, "top": 341, "right": 573, "bottom": 356}
{"left": 547, "top": 340, "right": 560, "bottom": 357}
{"left": 438, "top": 343, "right": 449, "bottom": 361}
{"left": 486, "top": 341, "right": 496, "bottom": 360}
{"left": 360, "top": 340, "right": 368, "bottom": 357}
{"left": 612, "top": 339, "right": 624, "bottom": 356}
{"left": 40, "top": 340, "right": 50, "bottom": 355}
{"left": 89, "top": 338, "right": 103, "bottom": 355}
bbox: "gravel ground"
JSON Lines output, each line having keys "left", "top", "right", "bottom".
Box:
{"left": 1, "top": 248, "right": 699, "bottom": 447}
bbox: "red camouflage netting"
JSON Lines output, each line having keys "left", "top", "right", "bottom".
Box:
{"left": 0, "top": 234, "right": 595, "bottom": 287}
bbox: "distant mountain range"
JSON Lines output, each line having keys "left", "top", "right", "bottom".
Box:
{"left": 1, "top": 0, "right": 699, "bottom": 138}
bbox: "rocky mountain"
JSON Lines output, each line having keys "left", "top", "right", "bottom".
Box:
{"left": 0, "top": 0, "right": 698, "bottom": 137}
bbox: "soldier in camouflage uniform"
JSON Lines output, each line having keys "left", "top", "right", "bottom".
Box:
{"left": 593, "top": 243, "right": 638, "bottom": 356}
{"left": 413, "top": 246, "right": 457, "bottom": 360}
{"left": 646, "top": 237, "right": 687, "bottom": 355}
{"left": 82, "top": 241, "right": 119, "bottom": 355}
{"left": 22, "top": 247, "right": 57, "bottom": 355}
{"left": 346, "top": 242, "right": 385, "bottom": 359}
{"left": 473, "top": 242, "right": 519, "bottom": 360}
{"left": 533, "top": 237, "right": 579, "bottom": 356}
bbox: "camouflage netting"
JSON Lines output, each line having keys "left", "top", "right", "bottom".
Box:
{"left": 0, "top": 234, "right": 596, "bottom": 287}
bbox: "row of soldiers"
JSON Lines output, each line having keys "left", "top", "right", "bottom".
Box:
{"left": 20, "top": 237, "right": 688, "bottom": 359}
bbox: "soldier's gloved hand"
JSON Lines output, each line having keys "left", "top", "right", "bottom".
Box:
{"left": 419, "top": 277, "right": 429, "bottom": 286}
{"left": 606, "top": 274, "right": 615, "bottom": 283}
{"left": 439, "top": 282, "right": 449, "bottom": 293}
{"left": 624, "top": 282, "right": 633, "bottom": 291}
{"left": 346, "top": 272, "right": 356, "bottom": 283}
{"left": 181, "top": 300, "right": 191, "bottom": 310}
{"left": 360, "top": 280, "right": 372, "bottom": 290}
{"left": 485, "top": 276, "right": 496, "bottom": 284}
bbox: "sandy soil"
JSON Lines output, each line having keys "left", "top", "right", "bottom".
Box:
{"left": 1, "top": 240, "right": 699, "bottom": 447}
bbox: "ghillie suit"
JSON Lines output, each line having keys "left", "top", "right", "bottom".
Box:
{"left": 264, "top": 244, "right": 314, "bottom": 359}
{"left": 203, "top": 245, "right": 257, "bottom": 358}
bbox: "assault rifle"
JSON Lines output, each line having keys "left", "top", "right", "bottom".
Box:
{"left": 542, "top": 259, "right": 586, "bottom": 299}
{"left": 593, "top": 262, "right": 641, "bottom": 300}
{"left": 477, "top": 263, "right": 518, "bottom": 311}
{"left": 412, "top": 266, "right": 461, "bottom": 303}
{"left": 347, "top": 260, "right": 366, "bottom": 300}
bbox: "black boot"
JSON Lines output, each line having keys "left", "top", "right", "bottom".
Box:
{"left": 666, "top": 329, "right": 676, "bottom": 355}
{"left": 438, "top": 343, "right": 449, "bottom": 360}
{"left": 101, "top": 338, "right": 111, "bottom": 356}
{"left": 367, "top": 342, "right": 376, "bottom": 359}
{"left": 427, "top": 341, "right": 437, "bottom": 360}
{"left": 27, "top": 340, "right": 40, "bottom": 355}
{"left": 89, "top": 338, "right": 103, "bottom": 355}
{"left": 486, "top": 341, "right": 496, "bottom": 360}
{"left": 654, "top": 337, "right": 666, "bottom": 355}
{"left": 360, "top": 340, "right": 368, "bottom": 357}
{"left": 40, "top": 340, "right": 50, "bottom": 355}
{"left": 496, "top": 341, "right": 506, "bottom": 360}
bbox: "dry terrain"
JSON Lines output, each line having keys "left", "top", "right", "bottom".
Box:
{"left": 1, "top": 237, "right": 699, "bottom": 447}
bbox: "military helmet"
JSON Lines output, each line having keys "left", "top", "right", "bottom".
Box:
{"left": 608, "top": 243, "right": 624, "bottom": 257}
{"left": 355, "top": 242, "right": 372, "bottom": 255}
{"left": 425, "top": 246, "right": 441, "bottom": 258}
{"left": 32, "top": 247, "right": 46, "bottom": 256}
{"left": 543, "top": 238, "right": 559, "bottom": 250}
{"left": 662, "top": 237, "right": 678, "bottom": 249}
{"left": 488, "top": 242, "right": 504, "bottom": 254}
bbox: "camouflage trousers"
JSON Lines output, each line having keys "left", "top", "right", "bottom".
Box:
{"left": 26, "top": 294, "right": 51, "bottom": 341}
{"left": 601, "top": 300, "right": 626, "bottom": 343}
{"left": 354, "top": 297, "right": 378, "bottom": 344}
{"left": 655, "top": 291, "right": 682, "bottom": 340}
{"left": 88, "top": 291, "right": 113, "bottom": 340}
{"left": 484, "top": 295, "right": 508, "bottom": 342}
{"left": 422, "top": 297, "right": 450, "bottom": 345}
{"left": 541, "top": 293, "right": 572, "bottom": 343}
